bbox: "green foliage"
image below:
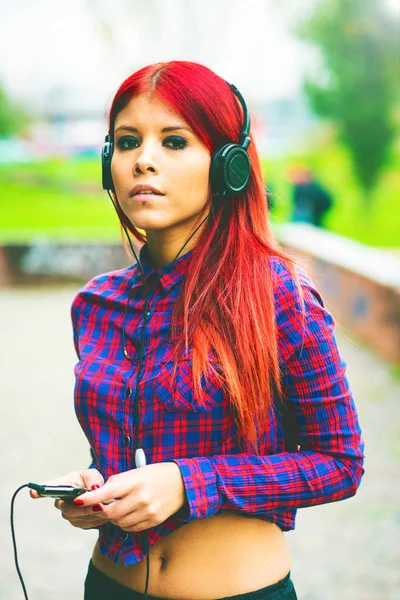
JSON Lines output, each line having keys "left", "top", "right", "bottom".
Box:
{"left": 296, "top": 0, "right": 399, "bottom": 204}
{"left": 0, "top": 84, "right": 31, "bottom": 137}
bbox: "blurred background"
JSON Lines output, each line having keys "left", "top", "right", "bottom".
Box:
{"left": 0, "top": 1, "right": 399, "bottom": 599}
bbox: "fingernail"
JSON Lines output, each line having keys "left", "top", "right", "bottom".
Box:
{"left": 73, "top": 499, "right": 85, "bottom": 506}
{"left": 91, "top": 485, "right": 100, "bottom": 490}
{"left": 92, "top": 504, "right": 103, "bottom": 512}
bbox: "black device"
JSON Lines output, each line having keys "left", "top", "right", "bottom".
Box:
{"left": 28, "top": 483, "right": 90, "bottom": 503}
{"left": 101, "top": 81, "right": 252, "bottom": 198}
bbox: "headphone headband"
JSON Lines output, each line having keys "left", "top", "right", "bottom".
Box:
{"left": 226, "top": 82, "right": 251, "bottom": 149}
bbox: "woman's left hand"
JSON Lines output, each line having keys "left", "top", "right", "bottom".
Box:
{"left": 73, "top": 462, "right": 189, "bottom": 532}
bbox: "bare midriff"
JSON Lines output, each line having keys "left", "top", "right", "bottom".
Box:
{"left": 91, "top": 513, "right": 291, "bottom": 600}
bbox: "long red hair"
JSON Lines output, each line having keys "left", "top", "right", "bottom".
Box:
{"left": 107, "top": 61, "right": 300, "bottom": 454}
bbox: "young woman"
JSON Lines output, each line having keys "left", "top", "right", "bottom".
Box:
{"left": 31, "top": 60, "right": 365, "bottom": 600}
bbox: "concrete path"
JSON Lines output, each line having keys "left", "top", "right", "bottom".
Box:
{"left": 1, "top": 286, "right": 399, "bottom": 600}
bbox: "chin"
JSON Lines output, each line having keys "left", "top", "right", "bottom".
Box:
{"left": 128, "top": 215, "right": 171, "bottom": 231}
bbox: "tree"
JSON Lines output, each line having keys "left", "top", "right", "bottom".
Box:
{"left": 0, "top": 84, "right": 31, "bottom": 138}
{"left": 296, "top": 0, "right": 399, "bottom": 208}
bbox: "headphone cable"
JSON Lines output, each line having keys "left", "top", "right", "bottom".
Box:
{"left": 106, "top": 190, "right": 225, "bottom": 266}
{"left": 106, "top": 190, "right": 225, "bottom": 600}
{"left": 9, "top": 194, "right": 227, "bottom": 600}
{"left": 11, "top": 484, "right": 31, "bottom": 600}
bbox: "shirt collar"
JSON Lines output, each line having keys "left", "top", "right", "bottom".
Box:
{"left": 136, "top": 243, "right": 194, "bottom": 293}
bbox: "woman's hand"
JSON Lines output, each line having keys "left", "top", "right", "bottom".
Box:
{"left": 74, "top": 462, "right": 189, "bottom": 533}
{"left": 29, "top": 469, "right": 110, "bottom": 530}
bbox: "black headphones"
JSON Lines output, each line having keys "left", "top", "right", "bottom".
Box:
{"left": 101, "top": 81, "right": 251, "bottom": 197}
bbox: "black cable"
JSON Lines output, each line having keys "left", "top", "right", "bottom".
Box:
{"left": 143, "top": 533, "right": 150, "bottom": 598}
{"left": 133, "top": 290, "right": 151, "bottom": 600}
{"left": 106, "top": 190, "right": 225, "bottom": 266}
{"left": 107, "top": 189, "right": 226, "bottom": 600}
{"left": 11, "top": 486, "right": 149, "bottom": 600}
{"left": 106, "top": 191, "right": 143, "bottom": 274}
{"left": 11, "top": 484, "right": 31, "bottom": 600}
{"left": 10, "top": 190, "right": 225, "bottom": 600}
{"left": 171, "top": 192, "right": 226, "bottom": 262}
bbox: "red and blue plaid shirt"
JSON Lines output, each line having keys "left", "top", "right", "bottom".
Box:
{"left": 72, "top": 244, "right": 365, "bottom": 566}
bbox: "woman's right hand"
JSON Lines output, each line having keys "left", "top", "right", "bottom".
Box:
{"left": 29, "top": 469, "right": 110, "bottom": 530}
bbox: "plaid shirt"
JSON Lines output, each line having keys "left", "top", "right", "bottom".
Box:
{"left": 72, "top": 245, "right": 365, "bottom": 566}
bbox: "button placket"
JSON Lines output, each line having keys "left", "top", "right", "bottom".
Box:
{"left": 123, "top": 385, "right": 133, "bottom": 460}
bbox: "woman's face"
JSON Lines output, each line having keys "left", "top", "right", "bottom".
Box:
{"left": 111, "top": 93, "right": 212, "bottom": 237}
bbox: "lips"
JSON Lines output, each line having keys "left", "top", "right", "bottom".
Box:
{"left": 129, "top": 185, "right": 165, "bottom": 197}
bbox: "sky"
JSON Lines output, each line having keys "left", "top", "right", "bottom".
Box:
{"left": 1, "top": 0, "right": 397, "bottom": 116}
{"left": 0, "top": 0, "right": 320, "bottom": 114}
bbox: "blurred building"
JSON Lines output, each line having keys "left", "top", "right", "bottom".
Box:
{"left": 1, "top": 84, "right": 318, "bottom": 161}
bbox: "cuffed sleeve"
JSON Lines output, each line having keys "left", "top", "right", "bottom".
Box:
{"left": 172, "top": 457, "right": 221, "bottom": 521}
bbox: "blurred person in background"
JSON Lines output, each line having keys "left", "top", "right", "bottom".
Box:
{"left": 288, "top": 164, "right": 333, "bottom": 227}
{"left": 30, "top": 61, "right": 364, "bottom": 600}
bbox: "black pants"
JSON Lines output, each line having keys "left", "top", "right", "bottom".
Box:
{"left": 84, "top": 560, "right": 298, "bottom": 600}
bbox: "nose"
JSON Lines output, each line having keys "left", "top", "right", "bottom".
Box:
{"left": 133, "top": 141, "right": 159, "bottom": 176}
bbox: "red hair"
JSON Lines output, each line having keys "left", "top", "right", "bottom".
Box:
{"left": 107, "top": 61, "right": 300, "bottom": 454}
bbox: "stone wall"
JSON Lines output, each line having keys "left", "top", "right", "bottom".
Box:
{"left": 0, "top": 240, "right": 132, "bottom": 286}
{"left": 277, "top": 223, "right": 400, "bottom": 364}
{"left": 1, "top": 225, "right": 399, "bottom": 363}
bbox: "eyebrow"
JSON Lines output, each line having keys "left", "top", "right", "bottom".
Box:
{"left": 114, "top": 125, "right": 194, "bottom": 134}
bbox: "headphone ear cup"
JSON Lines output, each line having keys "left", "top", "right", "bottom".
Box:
{"left": 209, "top": 145, "right": 228, "bottom": 196}
{"left": 101, "top": 135, "right": 115, "bottom": 191}
{"left": 210, "top": 144, "right": 251, "bottom": 196}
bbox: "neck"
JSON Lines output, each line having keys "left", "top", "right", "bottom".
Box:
{"left": 145, "top": 230, "right": 199, "bottom": 269}
{"left": 145, "top": 209, "right": 212, "bottom": 269}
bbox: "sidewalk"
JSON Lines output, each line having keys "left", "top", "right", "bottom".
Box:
{"left": 1, "top": 286, "right": 399, "bottom": 600}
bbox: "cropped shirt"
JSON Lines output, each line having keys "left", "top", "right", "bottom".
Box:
{"left": 71, "top": 243, "right": 365, "bottom": 567}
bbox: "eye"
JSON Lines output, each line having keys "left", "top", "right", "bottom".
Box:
{"left": 116, "top": 136, "right": 139, "bottom": 151}
{"left": 164, "top": 136, "right": 187, "bottom": 150}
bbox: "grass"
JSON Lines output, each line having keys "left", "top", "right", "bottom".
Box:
{"left": 0, "top": 180, "right": 120, "bottom": 242}
{"left": 0, "top": 139, "right": 399, "bottom": 246}
{"left": 0, "top": 156, "right": 122, "bottom": 242}
{"left": 0, "top": 155, "right": 101, "bottom": 184}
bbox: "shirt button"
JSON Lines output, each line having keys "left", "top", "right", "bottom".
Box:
{"left": 146, "top": 311, "right": 151, "bottom": 318}
{"left": 123, "top": 434, "right": 131, "bottom": 446}
{"left": 126, "top": 387, "right": 132, "bottom": 399}
{"left": 120, "top": 532, "right": 129, "bottom": 542}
